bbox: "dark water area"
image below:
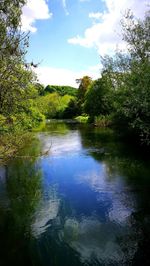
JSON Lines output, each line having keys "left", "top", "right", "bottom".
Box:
{"left": 0, "top": 121, "right": 150, "bottom": 266}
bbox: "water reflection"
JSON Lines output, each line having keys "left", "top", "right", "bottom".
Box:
{"left": 32, "top": 185, "right": 60, "bottom": 237}
{"left": 62, "top": 216, "right": 138, "bottom": 265}
{"left": 0, "top": 121, "right": 150, "bottom": 265}
{"left": 32, "top": 122, "right": 150, "bottom": 265}
{"left": 39, "top": 131, "right": 82, "bottom": 157}
{"left": 0, "top": 138, "right": 42, "bottom": 266}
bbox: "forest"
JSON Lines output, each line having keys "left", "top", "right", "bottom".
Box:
{"left": 0, "top": 0, "right": 150, "bottom": 163}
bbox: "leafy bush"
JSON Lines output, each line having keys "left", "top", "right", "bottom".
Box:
{"left": 75, "top": 115, "right": 89, "bottom": 123}
{"left": 94, "top": 115, "right": 113, "bottom": 127}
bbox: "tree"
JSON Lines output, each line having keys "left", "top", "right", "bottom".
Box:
{"left": 84, "top": 76, "right": 113, "bottom": 118}
{"left": 101, "top": 10, "right": 150, "bottom": 144}
{"left": 34, "top": 83, "right": 45, "bottom": 96}
{"left": 62, "top": 98, "right": 79, "bottom": 118}
{"left": 75, "top": 76, "right": 92, "bottom": 114}
{"left": 0, "top": 0, "right": 36, "bottom": 117}
{"left": 76, "top": 76, "right": 92, "bottom": 101}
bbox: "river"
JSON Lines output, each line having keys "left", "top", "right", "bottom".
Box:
{"left": 0, "top": 120, "right": 150, "bottom": 266}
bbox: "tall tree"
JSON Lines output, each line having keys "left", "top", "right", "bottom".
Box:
{"left": 101, "top": 10, "right": 150, "bottom": 144}
{"left": 0, "top": 0, "right": 36, "bottom": 117}
{"left": 76, "top": 76, "right": 92, "bottom": 102}
{"left": 76, "top": 76, "right": 92, "bottom": 113}
{"left": 84, "top": 76, "right": 113, "bottom": 118}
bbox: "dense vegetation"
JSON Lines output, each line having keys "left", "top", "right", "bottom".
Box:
{"left": 33, "top": 84, "right": 77, "bottom": 119}
{"left": 75, "top": 11, "right": 150, "bottom": 146}
{"left": 0, "top": 0, "right": 41, "bottom": 161}
{"left": 44, "top": 85, "right": 77, "bottom": 96}
{"left": 0, "top": 0, "right": 44, "bottom": 132}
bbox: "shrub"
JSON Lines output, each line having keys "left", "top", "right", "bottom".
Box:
{"left": 94, "top": 115, "right": 112, "bottom": 127}
{"left": 75, "top": 115, "right": 89, "bottom": 124}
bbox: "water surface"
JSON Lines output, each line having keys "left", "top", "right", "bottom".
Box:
{"left": 0, "top": 121, "right": 150, "bottom": 266}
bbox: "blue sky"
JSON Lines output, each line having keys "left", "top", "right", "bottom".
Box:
{"left": 22, "top": 0, "right": 148, "bottom": 87}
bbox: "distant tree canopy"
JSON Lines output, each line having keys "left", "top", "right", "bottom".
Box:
{"left": 44, "top": 85, "right": 77, "bottom": 97}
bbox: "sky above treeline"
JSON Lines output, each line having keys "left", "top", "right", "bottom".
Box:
{"left": 22, "top": 0, "right": 148, "bottom": 87}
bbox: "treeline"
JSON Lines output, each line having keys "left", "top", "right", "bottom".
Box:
{"left": 44, "top": 85, "right": 77, "bottom": 96}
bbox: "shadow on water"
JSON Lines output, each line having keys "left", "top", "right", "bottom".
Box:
{"left": 0, "top": 121, "right": 150, "bottom": 266}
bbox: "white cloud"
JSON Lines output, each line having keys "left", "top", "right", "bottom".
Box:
{"left": 89, "top": 12, "right": 103, "bottom": 20}
{"left": 21, "top": 0, "right": 52, "bottom": 33}
{"left": 79, "top": 0, "right": 90, "bottom": 2}
{"left": 62, "top": 0, "right": 69, "bottom": 15}
{"left": 34, "top": 65, "right": 101, "bottom": 87}
{"left": 68, "top": 0, "right": 148, "bottom": 55}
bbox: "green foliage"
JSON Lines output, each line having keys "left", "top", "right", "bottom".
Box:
{"left": 0, "top": 0, "right": 33, "bottom": 115}
{"left": 0, "top": 0, "right": 46, "bottom": 161}
{"left": 76, "top": 76, "right": 92, "bottom": 101}
{"left": 56, "top": 94, "right": 75, "bottom": 118}
{"left": 16, "top": 109, "right": 44, "bottom": 130}
{"left": 94, "top": 115, "right": 113, "bottom": 127}
{"left": 73, "top": 11, "right": 150, "bottom": 145}
{"left": 76, "top": 76, "right": 92, "bottom": 113}
{"left": 0, "top": 0, "right": 44, "bottom": 134}
{"left": 0, "top": 132, "right": 34, "bottom": 165}
{"left": 75, "top": 115, "right": 89, "bottom": 124}
{"left": 35, "top": 92, "right": 74, "bottom": 119}
{"left": 84, "top": 77, "right": 113, "bottom": 118}
{"left": 0, "top": 114, "right": 6, "bottom": 130}
{"left": 34, "top": 83, "right": 45, "bottom": 95}
{"left": 101, "top": 10, "right": 150, "bottom": 145}
{"left": 62, "top": 98, "right": 79, "bottom": 118}
{"left": 0, "top": 111, "right": 44, "bottom": 133}
{"left": 44, "top": 85, "right": 77, "bottom": 97}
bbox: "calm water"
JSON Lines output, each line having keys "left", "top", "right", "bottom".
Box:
{"left": 0, "top": 121, "right": 150, "bottom": 266}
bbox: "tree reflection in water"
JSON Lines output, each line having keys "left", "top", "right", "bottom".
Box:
{"left": 0, "top": 138, "right": 42, "bottom": 266}
{"left": 79, "top": 126, "right": 150, "bottom": 266}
